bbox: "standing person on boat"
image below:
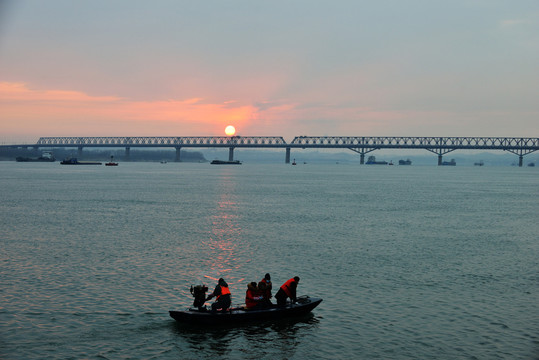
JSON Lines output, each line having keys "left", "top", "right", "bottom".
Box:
{"left": 206, "top": 278, "right": 231, "bottom": 312}
{"left": 259, "top": 273, "right": 273, "bottom": 301}
{"left": 275, "top": 276, "right": 300, "bottom": 306}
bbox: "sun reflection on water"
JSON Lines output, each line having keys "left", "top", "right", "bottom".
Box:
{"left": 201, "top": 174, "right": 249, "bottom": 290}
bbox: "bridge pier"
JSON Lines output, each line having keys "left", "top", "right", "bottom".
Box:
{"left": 228, "top": 147, "right": 234, "bottom": 161}
{"left": 438, "top": 154, "right": 443, "bottom": 166}
{"left": 77, "top": 146, "right": 83, "bottom": 159}
{"left": 519, "top": 155, "right": 523, "bottom": 167}
{"left": 125, "top": 147, "right": 130, "bottom": 161}
{"left": 360, "top": 153, "right": 365, "bottom": 164}
{"left": 175, "top": 146, "right": 181, "bottom": 162}
{"left": 285, "top": 147, "right": 290, "bottom": 164}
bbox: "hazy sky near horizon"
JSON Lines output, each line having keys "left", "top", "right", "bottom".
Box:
{"left": 1, "top": 0, "right": 538, "bottom": 142}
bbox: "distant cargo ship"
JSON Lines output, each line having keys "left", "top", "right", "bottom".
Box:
{"left": 441, "top": 159, "right": 456, "bottom": 166}
{"left": 210, "top": 160, "right": 242, "bottom": 165}
{"left": 365, "top": 155, "right": 388, "bottom": 165}
{"left": 16, "top": 152, "right": 55, "bottom": 162}
{"left": 398, "top": 159, "right": 412, "bottom": 165}
{"left": 60, "top": 157, "right": 102, "bottom": 165}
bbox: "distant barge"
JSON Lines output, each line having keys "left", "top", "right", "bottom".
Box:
{"left": 60, "top": 158, "right": 102, "bottom": 165}
{"left": 210, "top": 160, "right": 242, "bottom": 165}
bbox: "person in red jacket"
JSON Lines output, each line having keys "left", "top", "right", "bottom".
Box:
{"left": 245, "top": 282, "right": 263, "bottom": 309}
{"left": 275, "top": 276, "right": 300, "bottom": 306}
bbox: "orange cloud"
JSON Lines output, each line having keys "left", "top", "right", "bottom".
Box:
{"left": 0, "top": 82, "right": 121, "bottom": 102}
{"left": 0, "top": 82, "right": 259, "bottom": 137}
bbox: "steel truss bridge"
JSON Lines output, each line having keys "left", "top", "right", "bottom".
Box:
{"left": 4, "top": 136, "right": 538, "bottom": 166}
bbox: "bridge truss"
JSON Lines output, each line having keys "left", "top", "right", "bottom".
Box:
{"left": 288, "top": 136, "right": 538, "bottom": 165}
{"left": 3, "top": 135, "right": 537, "bottom": 166}
{"left": 36, "top": 136, "right": 287, "bottom": 147}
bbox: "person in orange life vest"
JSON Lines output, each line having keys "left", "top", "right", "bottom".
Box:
{"left": 259, "top": 273, "right": 273, "bottom": 301}
{"left": 245, "top": 282, "right": 264, "bottom": 309}
{"left": 206, "top": 278, "right": 231, "bottom": 312}
{"left": 275, "top": 276, "right": 300, "bottom": 306}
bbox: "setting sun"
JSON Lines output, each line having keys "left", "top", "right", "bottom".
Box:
{"left": 225, "top": 125, "right": 236, "bottom": 136}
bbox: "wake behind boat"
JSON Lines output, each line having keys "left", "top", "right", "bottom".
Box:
{"left": 169, "top": 295, "right": 322, "bottom": 325}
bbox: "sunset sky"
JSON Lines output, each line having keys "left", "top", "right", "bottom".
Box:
{"left": 1, "top": 1, "right": 538, "bottom": 143}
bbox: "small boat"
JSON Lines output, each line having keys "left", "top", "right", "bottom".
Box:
{"left": 60, "top": 157, "right": 102, "bottom": 165}
{"left": 210, "top": 160, "right": 242, "bottom": 165}
{"left": 292, "top": 159, "right": 297, "bottom": 165}
{"left": 528, "top": 162, "right": 535, "bottom": 167}
{"left": 105, "top": 156, "right": 118, "bottom": 166}
{"left": 105, "top": 162, "right": 118, "bottom": 166}
{"left": 474, "top": 161, "right": 484, "bottom": 166}
{"left": 169, "top": 296, "right": 322, "bottom": 325}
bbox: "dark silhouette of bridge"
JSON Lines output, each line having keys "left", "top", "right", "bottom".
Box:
{"left": 3, "top": 136, "right": 538, "bottom": 166}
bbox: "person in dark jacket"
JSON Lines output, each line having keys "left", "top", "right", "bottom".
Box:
{"left": 206, "top": 278, "right": 231, "bottom": 312}
{"left": 275, "top": 276, "right": 300, "bottom": 306}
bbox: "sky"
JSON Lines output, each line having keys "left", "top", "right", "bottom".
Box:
{"left": 1, "top": 0, "right": 538, "bottom": 143}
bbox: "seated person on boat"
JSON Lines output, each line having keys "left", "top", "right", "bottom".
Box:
{"left": 245, "top": 282, "right": 265, "bottom": 310}
{"left": 245, "top": 281, "right": 273, "bottom": 310}
{"left": 206, "top": 278, "right": 231, "bottom": 312}
{"left": 259, "top": 273, "right": 273, "bottom": 301}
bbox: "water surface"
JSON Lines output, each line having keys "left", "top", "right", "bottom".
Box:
{"left": 1, "top": 162, "right": 537, "bottom": 359}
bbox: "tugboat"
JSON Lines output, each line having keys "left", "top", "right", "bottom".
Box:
{"left": 105, "top": 155, "right": 118, "bottom": 166}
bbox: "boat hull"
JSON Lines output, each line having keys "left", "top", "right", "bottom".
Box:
{"left": 210, "top": 160, "right": 242, "bottom": 165}
{"left": 16, "top": 157, "right": 56, "bottom": 162}
{"left": 60, "top": 158, "right": 102, "bottom": 165}
{"left": 60, "top": 162, "right": 102, "bottom": 165}
{"left": 169, "top": 296, "right": 322, "bottom": 325}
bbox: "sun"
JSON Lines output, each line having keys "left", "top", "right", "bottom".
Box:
{"left": 225, "top": 125, "right": 236, "bottom": 136}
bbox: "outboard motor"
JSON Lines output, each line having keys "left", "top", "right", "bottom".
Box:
{"left": 190, "top": 285, "right": 208, "bottom": 310}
